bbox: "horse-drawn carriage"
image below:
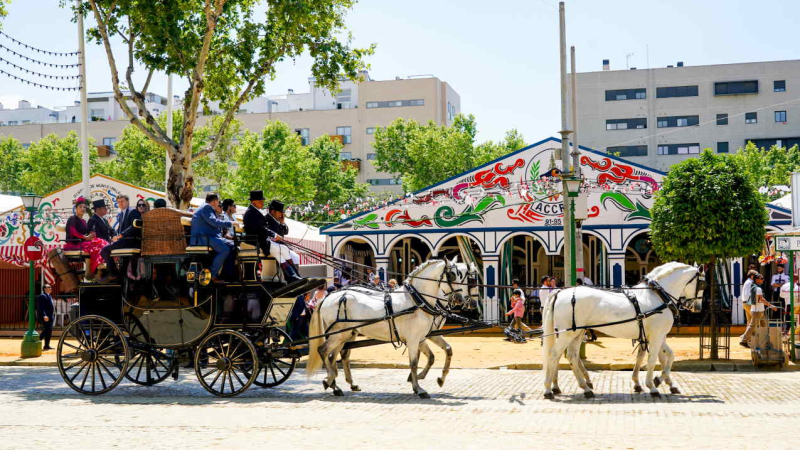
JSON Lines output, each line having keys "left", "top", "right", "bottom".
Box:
{"left": 51, "top": 207, "right": 325, "bottom": 397}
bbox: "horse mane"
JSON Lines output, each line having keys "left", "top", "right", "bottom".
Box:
{"left": 406, "top": 259, "right": 443, "bottom": 280}
{"left": 646, "top": 261, "right": 691, "bottom": 281}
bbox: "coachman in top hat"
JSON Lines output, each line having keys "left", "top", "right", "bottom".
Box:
{"left": 243, "top": 190, "right": 303, "bottom": 283}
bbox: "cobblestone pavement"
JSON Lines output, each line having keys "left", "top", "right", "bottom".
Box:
{"left": 1, "top": 367, "right": 799, "bottom": 449}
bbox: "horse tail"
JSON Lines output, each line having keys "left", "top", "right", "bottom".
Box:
{"left": 305, "top": 302, "right": 325, "bottom": 378}
{"left": 541, "top": 291, "right": 557, "bottom": 372}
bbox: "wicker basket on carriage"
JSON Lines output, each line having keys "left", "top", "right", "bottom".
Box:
{"left": 141, "top": 208, "right": 193, "bottom": 256}
{"left": 47, "top": 248, "right": 80, "bottom": 293}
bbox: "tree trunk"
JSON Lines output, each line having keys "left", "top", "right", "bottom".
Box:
{"left": 167, "top": 144, "right": 195, "bottom": 209}
{"left": 709, "top": 256, "right": 718, "bottom": 360}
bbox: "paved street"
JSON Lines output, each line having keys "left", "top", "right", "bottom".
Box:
{"left": 0, "top": 367, "right": 798, "bottom": 449}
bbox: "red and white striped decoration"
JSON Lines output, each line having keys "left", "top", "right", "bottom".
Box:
{"left": 0, "top": 244, "right": 56, "bottom": 285}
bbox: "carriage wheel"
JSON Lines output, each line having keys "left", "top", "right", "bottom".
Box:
{"left": 251, "top": 328, "right": 297, "bottom": 388}
{"left": 121, "top": 313, "right": 176, "bottom": 386}
{"left": 195, "top": 330, "right": 258, "bottom": 397}
{"left": 57, "top": 315, "right": 129, "bottom": 395}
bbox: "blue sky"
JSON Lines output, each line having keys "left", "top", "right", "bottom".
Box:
{"left": 1, "top": 0, "right": 799, "bottom": 143}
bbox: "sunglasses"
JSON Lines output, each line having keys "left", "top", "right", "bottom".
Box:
{"left": 137, "top": 204, "right": 147, "bottom": 208}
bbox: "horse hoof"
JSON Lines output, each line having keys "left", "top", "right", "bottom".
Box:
{"left": 437, "top": 377, "right": 444, "bottom": 387}
{"left": 586, "top": 382, "right": 594, "bottom": 390}
{"left": 552, "top": 387, "right": 562, "bottom": 395}
{"left": 634, "top": 385, "right": 643, "bottom": 393}
{"left": 670, "top": 387, "right": 681, "bottom": 394}
{"left": 333, "top": 388, "right": 344, "bottom": 397}
{"left": 418, "top": 392, "right": 430, "bottom": 399}
{"left": 543, "top": 392, "right": 555, "bottom": 400}
{"left": 650, "top": 391, "right": 661, "bottom": 398}
{"left": 322, "top": 380, "right": 329, "bottom": 390}
{"left": 653, "top": 377, "right": 661, "bottom": 387}
{"left": 584, "top": 391, "right": 595, "bottom": 399}
{"left": 351, "top": 385, "right": 361, "bottom": 392}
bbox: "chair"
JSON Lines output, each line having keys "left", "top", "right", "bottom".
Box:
{"left": 142, "top": 208, "right": 192, "bottom": 256}
{"left": 53, "top": 299, "right": 70, "bottom": 327}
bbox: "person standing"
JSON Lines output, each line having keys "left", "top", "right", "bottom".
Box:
{"left": 741, "top": 270, "right": 758, "bottom": 325}
{"left": 537, "top": 276, "right": 552, "bottom": 305}
{"left": 740, "top": 274, "right": 779, "bottom": 347}
{"left": 37, "top": 284, "right": 55, "bottom": 350}
{"left": 771, "top": 264, "right": 789, "bottom": 308}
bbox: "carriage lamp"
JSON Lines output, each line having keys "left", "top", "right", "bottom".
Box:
{"left": 20, "top": 193, "right": 44, "bottom": 358}
{"left": 198, "top": 269, "right": 212, "bottom": 286}
{"left": 562, "top": 176, "right": 583, "bottom": 286}
{"left": 186, "top": 262, "right": 198, "bottom": 282}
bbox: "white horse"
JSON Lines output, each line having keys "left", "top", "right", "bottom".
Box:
{"left": 307, "top": 258, "right": 476, "bottom": 398}
{"left": 542, "top": 262, "right": 702, "bottom": 398}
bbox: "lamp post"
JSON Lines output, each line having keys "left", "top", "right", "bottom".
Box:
{"left": 563, "top": 175, "right": 583, "bottom": 286}
{"left": 20, "top": 193, "right": 43, "bottom": 358}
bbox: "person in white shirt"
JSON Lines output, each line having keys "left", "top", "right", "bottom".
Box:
{"left": 741, "top": 270, "right": 757, "bottom": 324}
{"left": 771, "top": 264, "right": 789, "bottom": 304}
{"left": 780, "top": 273, "right": 800, "bottom": 335}
{"left": 511, "top": 278, "right": 526, "bottom": 302}
{"left": 537, "top": 276, "right": 552, "bottom": 304}
{"left": 740, "top": 274, "right": 779, "bottom": 347}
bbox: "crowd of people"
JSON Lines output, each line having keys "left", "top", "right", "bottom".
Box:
{"left": 739, "top": 262, "right": 800, "bottom": 348}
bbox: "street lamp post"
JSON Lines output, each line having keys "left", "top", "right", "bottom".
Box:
{"left": 20, "top": 193, "right": 43, "bottom": 358}
{"left": 563, "top": 176, "right": 583, "bottom": 286}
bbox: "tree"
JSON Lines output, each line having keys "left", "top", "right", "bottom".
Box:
{"left": 229, "top": 121, "right": 318, "bottom": 205}
{"left": 650, "top": 149, "right": 767, "bottom": 358}
{"left": 20, "top": 132, "right": 99, "bottom": 196}
{"left": 98, "top": 111, "right": 241, "bottom": 194}
{"left": 72, "top": 0, "right": 373, "bottom": 208}
{"left": 0, "top": 136, "right": 27, "bottom": 193}
{"left": 730, "top": 141, "right": 800, "bottom": 201}
{"left": 473, "top": 129, "right": 527, "bottom": 166}
{"left": 307, "top": 135, "right": 368, "bottom": 205}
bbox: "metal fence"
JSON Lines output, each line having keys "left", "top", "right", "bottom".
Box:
{"left": 0, "top": 295, "right": 78, "bottom": 331}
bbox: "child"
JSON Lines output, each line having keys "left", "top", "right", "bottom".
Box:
{"left": 505, "top": 289, "right": 526, "bottom": 332}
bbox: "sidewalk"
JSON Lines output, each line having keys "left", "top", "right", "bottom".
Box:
{"left": 1, "top": 334, "right": 793, "bottom": 371}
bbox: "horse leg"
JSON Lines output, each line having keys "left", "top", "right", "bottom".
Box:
{"left": 644, "top": 335, "right": 665, "bottom": 398}
{"left": 409, "top": 340, "right": 434, "bottom": 382}
{"left": 632, "top": 346, "right": 647, "bottom": 393}
{"left": 427, "top": 336, "right": 453, "bottom": 387}
{"left": 407, "top": 340, "right": 429, "bottom": 399}
{"left": 660, "top": 343, "right": 679, "bottom": 394}
{"left": 565, "top": 336, "right": 593, "bottom": 398}
{"left": 569, "top": 333, "right": 593, "bottom": 389}
{"left": 543, "top": 333, "right": 572, "bottom": 399}
{"left": 318, "top": 335, "right": 346, "bottom": 397}
{"left": 340, "top": 335, "right": 360, "bottom": 392}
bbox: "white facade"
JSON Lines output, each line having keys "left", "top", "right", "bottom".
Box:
{"left": 576, "top": 59, "right": 800, "bottom": 171}
{"left": 0, "top": 100, "right": 59, "bottom": 127}
{"left": 56, "top": 91, "right": 171, "bottom": 123}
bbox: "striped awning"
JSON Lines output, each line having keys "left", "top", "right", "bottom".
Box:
{"left": 0, "top": 244, "right": 56, "bottom": 285}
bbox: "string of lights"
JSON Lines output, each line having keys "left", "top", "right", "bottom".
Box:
{"left": 0, "top": 56, "right": 80, "bottom": 79}
{"left": 0, "top": 44, "right": 81, "bottom": 68}
{"left": 0, "top": 68, "right": 81, "bottom": 91}
{"left": 0, "top": 31, "right": 80, "bottom": 57}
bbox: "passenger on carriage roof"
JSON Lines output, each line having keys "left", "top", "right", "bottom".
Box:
{"left": 100, "top": 194, "right": 142, "bottom": 279}
{"left": 87, "top": 199, "right": 115, "bottom": 242}
{"left": 190, "top": 193, "right": 234, "bottom": 284}
{"left": 242, "top": 190, "right": 303, "bottom": 284}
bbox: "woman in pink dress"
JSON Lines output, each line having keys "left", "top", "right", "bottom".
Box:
{"left": 64, "top": 197, "right": 109, "bottom": 276}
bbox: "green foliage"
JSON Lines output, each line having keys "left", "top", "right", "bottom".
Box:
{"left": 307, "top": 135, "right": 368, "bottom": 205}
{"left": 0, "top": 135, "right": 27, "bottom": 193}
{"left": 230, "top": 121, "right": 318, "bottom": 204}
{"left": 650, "top": 150, "right": 767, "bottom": 263}
{"left": 372, "top": 114, "right": 525, "bottom": 192}
{"left": 191, "top": 115, "right": 242, "bottom": 195}
{"left": 0, "top": 0, "right": 8, "bottom": 22}
{"left": 19, "top": 132, "right": 99, "bottom": 196}
{"left": 729, "top": 141, "right": 800, "bottom": 201}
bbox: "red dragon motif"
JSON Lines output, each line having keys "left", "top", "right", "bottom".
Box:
{"left": 469, "top": 159, "right": 525, "bottom": 190}
{"left": 384, "top": 209, "right": 433, "bottom": 228}
{"left": 580, "top": 155, "right": 659, "bottom": 191}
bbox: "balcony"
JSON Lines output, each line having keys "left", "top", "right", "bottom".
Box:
{"left": 341, "top": 159, "right": 361, "bottom": 172}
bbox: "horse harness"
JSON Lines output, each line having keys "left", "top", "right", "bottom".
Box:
{"left": 558, "top": 279, "right": 676, "bottom": 352}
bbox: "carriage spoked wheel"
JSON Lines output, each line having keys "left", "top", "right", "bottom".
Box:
{"left": 195, "top": 330, "right": 259, "bottom": 397}
{"left": 121, "top": 314, "right": 176, "bottom": 386}
{"left": 250, "top": 328, "right": 297, "bottom": 388}
{"left": 57, "top": 315, "right": 130, "bottom": 395}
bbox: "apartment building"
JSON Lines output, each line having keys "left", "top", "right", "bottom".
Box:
{"left": 575, "top": 59, "right": 800, "bottom": 171}
{"left": 0, "top": 71, "right": 460, "bottom": 192}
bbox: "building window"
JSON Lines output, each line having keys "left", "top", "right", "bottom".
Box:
{"left": 657, "top": 143, "right": 700, "bottom": 155}
{"left": 656, "top": 85, "right": 699, "bottom": 98}
{"left": 339, "top": 152, "right": 352, "bottom": 160}
{"left": 90, "top": 108, "right": 105, "bottom": 120}
{"left": 366, "top": 127, "right": 376, "bottom": 134}
{"left": 774, "top": 80, "right": 786, "bottom": 92}
{"left": 607, "top": 145, "right": 647, "bottom": 157}
{"left": 745, "top": 112, "right": 757, "bottom": 124}
{"left": 716, "top": 114, "right": 728, "bottom": 125}
{"left": 336, "top": 126, "right": 351, "bottom": 144}
{"left": 8, "top": 120, "right": 18, "bottom": 126}
{"left": 102, "top": 137, "right": 117, "bottom": 149}
{"left": 605, "top": 88, "right": 646, "bottom": 101}
{"left": 21, "top": 120, "right": 31, "bottom": 124}
{"left": 606, "top": 118, "right": 647, "bottom": 130}
{"left": 367, "top": 153, "right": 378, "bottom": 160}
{"left": 717, "top": 142, "right": 729, "bottom": 153}
{"left": 447, "top": 101, "right": 456, "bottom": 121}
{"left": 365, "top": 99, "right": 425, "bottom": 109}
{"left": 295, "top": 128, "right": 309, "bottom": 146}
{"left": 22, "top": 143, "right": 30, "bottom": 149}
{"left": 656, "top": 115, "right": 699, "bottom": 128}
{"left": 368, "top": 178, "right": 400, "bottom": 186}
{"left": 714, "top": 80, "right": 758, "bottom": 96}
{"left": 775, "top": 111, "right": 787, "bottom": 123}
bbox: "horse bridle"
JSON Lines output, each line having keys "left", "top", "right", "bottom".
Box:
{"left": 647, "top": 268, "right": 706, "bottom": 311}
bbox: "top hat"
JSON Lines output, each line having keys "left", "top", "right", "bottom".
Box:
{"left": 249, "top": 190, "right": 265, "bottom": 201}
{"left": 92, "top": 199, "right": 108, "bottom": 210}
{"left": 268, "top": 199, "right": 284, "bottom": 212}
